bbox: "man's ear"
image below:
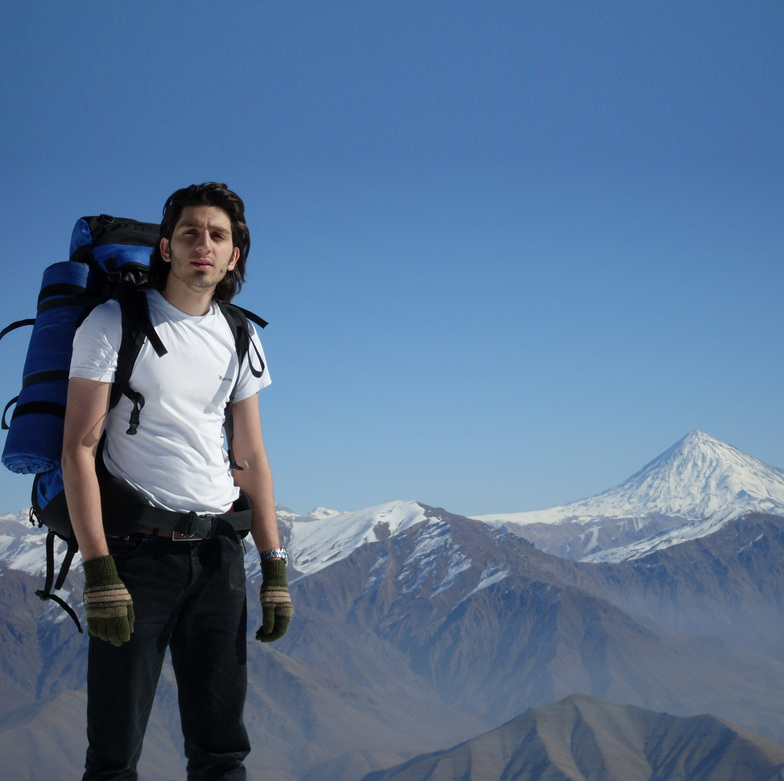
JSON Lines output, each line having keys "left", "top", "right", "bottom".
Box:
{"left": 227, "top": 246, "right": 240, "bottom": 271}
{"left": 160, "top": 237, "right": 171, "bottom": 263}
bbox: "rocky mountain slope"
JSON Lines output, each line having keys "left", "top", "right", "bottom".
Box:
{"left": 363, "top": 694, "right": 784, "bottom": 781}
{"left": 279, "top": 508, "right": 784, "bottom": 739}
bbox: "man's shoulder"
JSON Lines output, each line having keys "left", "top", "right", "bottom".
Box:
{"left": 80, "top": 297, "right": 122, "bottom": 330}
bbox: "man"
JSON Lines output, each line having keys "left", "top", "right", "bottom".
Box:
{"left": 61, "top": 182, "right": 292, "bottom": 780}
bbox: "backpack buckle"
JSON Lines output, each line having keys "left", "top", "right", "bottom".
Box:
{"left": 171, "top": 530, "right": 203, "bottom": 542}
{"left": 174, "top": 511, "right": 216, "bottom": 539}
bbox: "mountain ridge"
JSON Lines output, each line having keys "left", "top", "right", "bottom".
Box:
{"left": 361, "top": 693, "right": 784, "bottom": 781}
{"left": 4, "top": 430, "right": 783, "bottom": 573}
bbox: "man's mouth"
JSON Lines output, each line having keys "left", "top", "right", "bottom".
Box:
{"left": 191, "top": 258, "right": 213, "bottom": 269}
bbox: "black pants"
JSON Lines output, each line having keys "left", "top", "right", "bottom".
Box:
{"left": 83, "top": 534, "right": 250, "bottom": 780}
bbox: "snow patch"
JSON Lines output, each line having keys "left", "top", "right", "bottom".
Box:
{"left": 460, "top": 567, "right": 509, "bottom": 602}
{"left": 432, "top": 549, "right": 472, "bottom": 597}
{"left": 289, "top": 500, "right": 429, "bottom": 575}
{"left": 398, "top": 522, "right": 452, "bottom": 593}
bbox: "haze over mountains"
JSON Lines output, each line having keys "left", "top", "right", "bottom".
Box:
{"left": 1, "top": 430, "right": 784, "bottom": 780}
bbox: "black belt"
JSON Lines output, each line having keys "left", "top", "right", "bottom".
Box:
{"left": 98, "top": 466, "right": 253, "bottom": 539}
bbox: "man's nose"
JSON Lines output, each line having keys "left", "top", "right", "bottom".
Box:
{"left": 195, "top": 230, "right": 212, "bottom": 252}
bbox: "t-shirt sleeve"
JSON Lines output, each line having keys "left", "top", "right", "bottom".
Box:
{"left": 69, "top": 300, "right": 123, "bottom": 382}
{"left": 232, "top": 323, "right": 271, "bottom": 402}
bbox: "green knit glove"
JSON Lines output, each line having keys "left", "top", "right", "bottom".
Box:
{"left": 83, "top": 555, "right": 135, "bottom": 647}
{"left": 256, "top": 558, "right": 293, "bottom": 643}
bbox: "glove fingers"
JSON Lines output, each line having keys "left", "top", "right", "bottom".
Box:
{"left": 84, "top": 580, "right": 135, "bottom": 646}
{"left": 87, "top": 621, "right": 105, "bottom": 642}
{"left": 268, "top": 613, "right": 291, "bottom": 642}
{"left": 87, "top": 615, "right": 132, "bottom": 646}
{"left": 256, "top": 623, "right": 284, "bottom": 643}
{"left": 256, "top": 606, "right": 292, "bottom": 643}
{"left": 116, "top": 611, "right": 132, "bottom": 646}
{"left": 260, "top": 604, "right": 276, "bottom": 636}
{"left": 109, "top": 625, "right": 124, "bottom": 647}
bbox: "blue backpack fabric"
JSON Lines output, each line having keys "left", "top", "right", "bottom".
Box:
{"left": 1, "top": 214, "right": 267, "bottom": 630}
{"left": 3, "top": 217, "right": 155, "bottom": 474}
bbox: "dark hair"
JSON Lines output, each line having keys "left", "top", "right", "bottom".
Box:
{"left": 149, "top": 182, "right": 250, "bottom": 302}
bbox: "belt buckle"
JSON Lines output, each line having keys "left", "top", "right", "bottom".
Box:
{"left": 171, "top": 530, "right": 203, "bottom": 542}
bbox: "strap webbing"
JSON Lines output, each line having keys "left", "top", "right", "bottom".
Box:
{"left": 0, "top": 318, "right": 35, "bottom": 341}
{"left": 35, "top": 531, "right": 83, "bottom": 633}
{"left": 5, "top": 400, "right": 65, "bottom": 427}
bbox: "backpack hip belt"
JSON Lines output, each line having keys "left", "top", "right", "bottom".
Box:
{"left": 99, "top": 467, "right": 254, "bottom": 539}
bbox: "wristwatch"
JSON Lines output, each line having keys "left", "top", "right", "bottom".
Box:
{"left": 260, "top": 547, "right": 288, "bottom": 564}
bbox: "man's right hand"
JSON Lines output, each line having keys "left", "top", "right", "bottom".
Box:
{"left": 83, "top": 555, "right": 135, "bottom": 646}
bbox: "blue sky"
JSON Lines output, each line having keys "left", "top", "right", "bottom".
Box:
{"left": 1, "top": 1, "right": 782, "bottom": 517}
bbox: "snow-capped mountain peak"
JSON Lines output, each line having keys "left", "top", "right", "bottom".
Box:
{"left": 474, "top": 431, "right": 784, "bottom": 528}
{"left": 604, "top": 430, "right": 784, "bottom": 519}
{"left": 469, "top": 431, "right": 784, "bottom": 562}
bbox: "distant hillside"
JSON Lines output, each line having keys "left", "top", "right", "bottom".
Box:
{"left": 363, "top": 694, "right": 784, "bottom": 781}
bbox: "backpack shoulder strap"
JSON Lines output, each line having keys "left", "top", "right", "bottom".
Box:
{"left": 231, "top": 305, "right": 268, "bottom": 331}
{"left": 110, "top": 287, "right": 167, "bottom": 435}
{"left": 216, "top": 302, "right": 267, "bottom": 380}
{"left": 215, "top": 302, "right": 268, "bottom": 471}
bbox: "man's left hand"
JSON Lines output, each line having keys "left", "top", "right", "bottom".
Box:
{"left": 256, "top": 558, "right": 293, "bottom": 643}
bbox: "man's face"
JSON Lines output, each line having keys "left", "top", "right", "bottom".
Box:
{"left": 160, "top": 205, "right": 239, "bottom": 295}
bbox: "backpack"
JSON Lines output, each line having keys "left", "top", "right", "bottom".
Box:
{"left": 1, "top": 214, "right": 268, "bottom": 630}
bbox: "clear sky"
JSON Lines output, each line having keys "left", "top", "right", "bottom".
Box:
{"left": 1, "top": 1, "right": 782, "bottom": 517}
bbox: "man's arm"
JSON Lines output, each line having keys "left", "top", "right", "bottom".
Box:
{"left": 230, "top": 393, "right": 292, "bottom": 642}
{"left": 229, "top": 394, "right": 280, "bottom": 554}
{"left": 62, "top": 376, "right": 135, "bottom": 646}
{"left": 61, "top": 376, "right": 112, "bottom": 559}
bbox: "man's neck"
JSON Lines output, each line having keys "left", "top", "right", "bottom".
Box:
{"left": 160, "top": 278, "right": 215, "bottom": 316}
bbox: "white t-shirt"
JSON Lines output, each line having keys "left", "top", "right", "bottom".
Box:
{"left": 70, "top": 290, "right": 271, "bottom": 513}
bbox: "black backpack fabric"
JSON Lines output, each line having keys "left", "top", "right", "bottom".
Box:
{"left": 1, "top": 214, "right": 267, "bottom": 629}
